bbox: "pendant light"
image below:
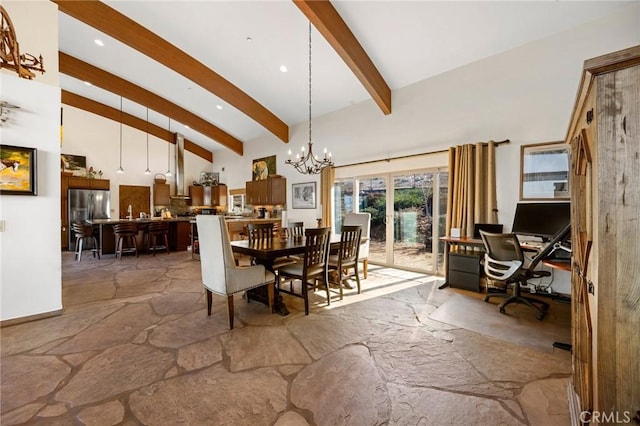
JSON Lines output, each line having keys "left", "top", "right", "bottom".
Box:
{"left": 285, "top": 21, "right": 333, "bottom": 175}
{"left": 165, "top": 117, "right": 172, "bottom": 177}
{"left": 116, "top": 96, "right": 124, "bottom": 174}
{"left": 144, "top": 107, "right": 151, "bottom": 175}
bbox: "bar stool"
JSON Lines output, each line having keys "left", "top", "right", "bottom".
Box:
{"left": 113, "top": 222, "right": 138, "bottom": 259}
{"left": 147, "top": 221, "right": 169, "bottom": 256}
{"left": 71, "top": 222, "right": 100, "bottom": 262}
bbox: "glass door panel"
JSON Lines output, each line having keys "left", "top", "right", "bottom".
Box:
{"left": 358, "top": 176, "right": 387, "bottom": 264}
{"left": 333, "top": 179, "right": 353, "bottom": 232}
{"left": 392, "top": 172, "right": 434, "bottom": 271}
{"left": 436, "top": 172, "right": 449, "bottom": 274}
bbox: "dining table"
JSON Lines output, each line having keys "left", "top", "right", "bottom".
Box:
{"left": 230, "top": 234, "right": 368, "bottom": 315}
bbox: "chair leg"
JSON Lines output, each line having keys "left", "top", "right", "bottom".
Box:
{"left": 227, "top": 295, "right": 235, "bottom": 329}
{"left": 164, "top": 234, "right": 169, "bottom": 254}
{"left": 354, "top": 263, "right": 361, "bottom": 294}
{"left": 363, "top": 259, "right": 368, "bottom": 279}
{"left": 303, "top": 281, "right": 309, "bottom": 315}
{"left": 206, "top": 288, "right": 213, "bottom": 316}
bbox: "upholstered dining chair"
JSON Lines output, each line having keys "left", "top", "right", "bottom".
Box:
{"left": 327, "top": 225, "right": 362, "bottom": 299}
{"left": 196, "top": 215, "right": 275, "bottom": 329}
{"left": 343, "top": 212, "right": 371, "bottom": 279}
{"left": 277, "top": 227, "right": 331, "bottom": 315}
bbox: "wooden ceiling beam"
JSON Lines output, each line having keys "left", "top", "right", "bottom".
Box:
{"left": 53, "top": 0, "right": 289, "bottom": 144}
{"left": 294, "top": 0, "right": 392, "bottom": 115}
{"left": 59, "top": 52, "right": 240, "bottom": 156}
{"left": 61, "top": 90, "right": 213, "bottom": 162}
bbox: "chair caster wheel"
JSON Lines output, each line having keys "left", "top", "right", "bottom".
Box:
{"left": 499, "top": 307, "right": 506, "bottom": 314}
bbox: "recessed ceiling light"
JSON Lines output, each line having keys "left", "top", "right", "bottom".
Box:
{"left": 216, "top": 105, "right": 223, "bottom": 110}
{"left": 84, "top": 81, "right": 92, "bottom": 86}
{"left": 94, "top": 39, "right": 104, "bottom": 47}
{"left": 246, "top": 37, "right": 253, "bottom": 43}
{"left": 280, "top": 65, "right": 288, "bottom": 73}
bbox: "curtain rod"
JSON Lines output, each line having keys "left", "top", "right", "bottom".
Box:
{"left": 333, "top": 139, "right": 510, "bottom": 169}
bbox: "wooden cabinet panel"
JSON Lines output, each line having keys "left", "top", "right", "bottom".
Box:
{"left": 565, "top": 45, "right": 640, "bottom": 417}
{"left": 67, "top": 177, "right": 110, "bottom": 190}
{"left": 189, "top": 184, "right": 227, "bottom": 207}
{"left": 189, "top": 186, "right": 204, "bottom": 206}
{"left": 153, "top": 183, "right": 171, "bottom": 206}
{"left": 245, "top": 177, "right": 285, "bottom": 205}
{"left": 90, "top": 179, "right": 110, "bottom": 190}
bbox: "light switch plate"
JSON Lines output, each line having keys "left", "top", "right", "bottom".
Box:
{"left": 0, "top": 220, "right": 5, "bottom": 232}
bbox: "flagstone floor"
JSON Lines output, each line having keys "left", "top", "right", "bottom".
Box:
{"left": 1, "top": 251, "right": 572, "bottom": 425}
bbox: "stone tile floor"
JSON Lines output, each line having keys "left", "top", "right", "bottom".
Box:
{"left": 1, "top": 252, "right": 572, "bottom": 425}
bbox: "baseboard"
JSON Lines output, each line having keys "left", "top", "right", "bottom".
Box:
{"left": 1, "top": 309, "right": 63, "bottom": 327}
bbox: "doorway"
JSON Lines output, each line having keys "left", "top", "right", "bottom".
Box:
{"left": 334, "top": 168, "right": 447, "bottom": 275}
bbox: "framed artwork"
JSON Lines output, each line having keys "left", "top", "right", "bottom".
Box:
{"left": 200, "top": 172, "right": 219, "bottom": 186}
{"left": 520, "top": 141, "right": 570, "bottom": 200}
{"left": 61, "top": 153, "right": 87, "bottom": 177}
{"left": 252, "top": 155, "right": 276, "bottom": 181}
{"left": 292, "top": 182, "right": 316, "bottom": 209}
{"left": 1, "top": 145, "right": 37, "bottom": 195}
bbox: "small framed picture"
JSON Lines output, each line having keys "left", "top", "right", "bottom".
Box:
{"left": 292, "top": 182, "right": 316, "bottom": 209}
{"left": 520, "top": 141, "right": 570, "bottom": 200}
{"left": 61, "top": 153, "right": 87, "bottom": 177}
{"left": 200, "top": 172, "right": 219, "bottom": 186}
{"left": 1, "top": 145, "right": 38, "bottom": 195}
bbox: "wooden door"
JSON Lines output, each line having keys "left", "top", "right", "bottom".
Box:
{"left": 594, "top": 66, "right": 640, "bottom": 414}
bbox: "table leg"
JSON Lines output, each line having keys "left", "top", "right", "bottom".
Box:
{"left": 438, "top": 241, "right": 451, "bottom": 289}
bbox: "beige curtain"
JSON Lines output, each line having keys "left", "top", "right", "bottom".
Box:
{"left": 446, "top": 141, "right": 497, "bottom": 237}
{"left": 320, "top": 166, "right": 334, "bottom": 228}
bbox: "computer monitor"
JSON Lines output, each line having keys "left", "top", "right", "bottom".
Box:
{"left": 511, "top": 202, "right": 571, "bottom": 241}
{"left": 473, "top": 223, "right": 503, "bottom": 238}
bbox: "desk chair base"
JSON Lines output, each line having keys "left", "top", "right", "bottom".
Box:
{"left": 484, "top": 291, "right": 549, "bottom": 320}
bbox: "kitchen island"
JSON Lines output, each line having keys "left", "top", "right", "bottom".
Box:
{"left": 90, "top": 217, "right": 193, "bottom": 256}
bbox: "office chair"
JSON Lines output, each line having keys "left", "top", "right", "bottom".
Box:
{"left": 479, "top": 223, "right": 571, "bottom": 320}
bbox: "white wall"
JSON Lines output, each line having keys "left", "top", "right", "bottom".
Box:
{"left": 62, "top": 106, "right": 213, "bottom": 217}
{"left": 1, "top": 1, "right": 61, "bottom": 321}
{"left": 214, "top": 4, "right": 639, "bottom": 231}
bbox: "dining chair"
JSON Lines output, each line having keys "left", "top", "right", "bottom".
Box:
{"left": 287, "top": 221, "right": 305, "bottom": 238}
{"left": 247, "top": 222, "right": 295, "bottom": 276}
{"left": 327, "top": 225, "right": 362, "bottom": 299}
{"left": 277, "top": 227, "right": 331, "bottom": 315}
{"left": 196, "top": 215, "right": 276, "bottom": 329}
{"left": 344, "top": 212, "right": 371, "bottom": 279}
{"left": 113, "top": 222, "right": 138, "bottom": 259}
{"left": 71, "top": 222, "right": 100, "bottom": 262}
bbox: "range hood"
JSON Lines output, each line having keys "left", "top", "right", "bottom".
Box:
{"left": 171, "top": 132, "right": 190, "bottom": 199}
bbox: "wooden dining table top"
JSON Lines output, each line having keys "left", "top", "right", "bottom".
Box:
{"left": 230, "top": 234, "right": 368, "bottom": 262}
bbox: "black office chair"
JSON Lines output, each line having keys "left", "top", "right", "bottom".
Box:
{"left": 479, "top": 223, "right": 571, "bottom": 320}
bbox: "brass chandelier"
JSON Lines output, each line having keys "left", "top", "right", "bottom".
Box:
{"left": 286, "top": 21, "right": 333, "bottom": 175}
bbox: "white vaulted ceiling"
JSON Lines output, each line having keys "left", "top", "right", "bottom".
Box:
{"left": 57, "top": 0, "right": 634, "bottom": 156}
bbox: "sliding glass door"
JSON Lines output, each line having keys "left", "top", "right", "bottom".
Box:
{"left": 334, "top": 168, "right": 447, "bottom": 275}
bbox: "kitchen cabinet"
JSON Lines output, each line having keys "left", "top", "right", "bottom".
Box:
{"left": 246, "top": 176, "right": 286, "bottom": 205}
{"left": 153, "top": 183, "right": 171, "bottom": 206}
{"left": 61, "top": 174, "right": 111, "bottom": 250}
{"left": 189, "top": 184, "right": 227, "bottom": 207}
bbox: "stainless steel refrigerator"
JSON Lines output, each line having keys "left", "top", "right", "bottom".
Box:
{"left": 68, "top": 188, "right": 111, "bottom": 248}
